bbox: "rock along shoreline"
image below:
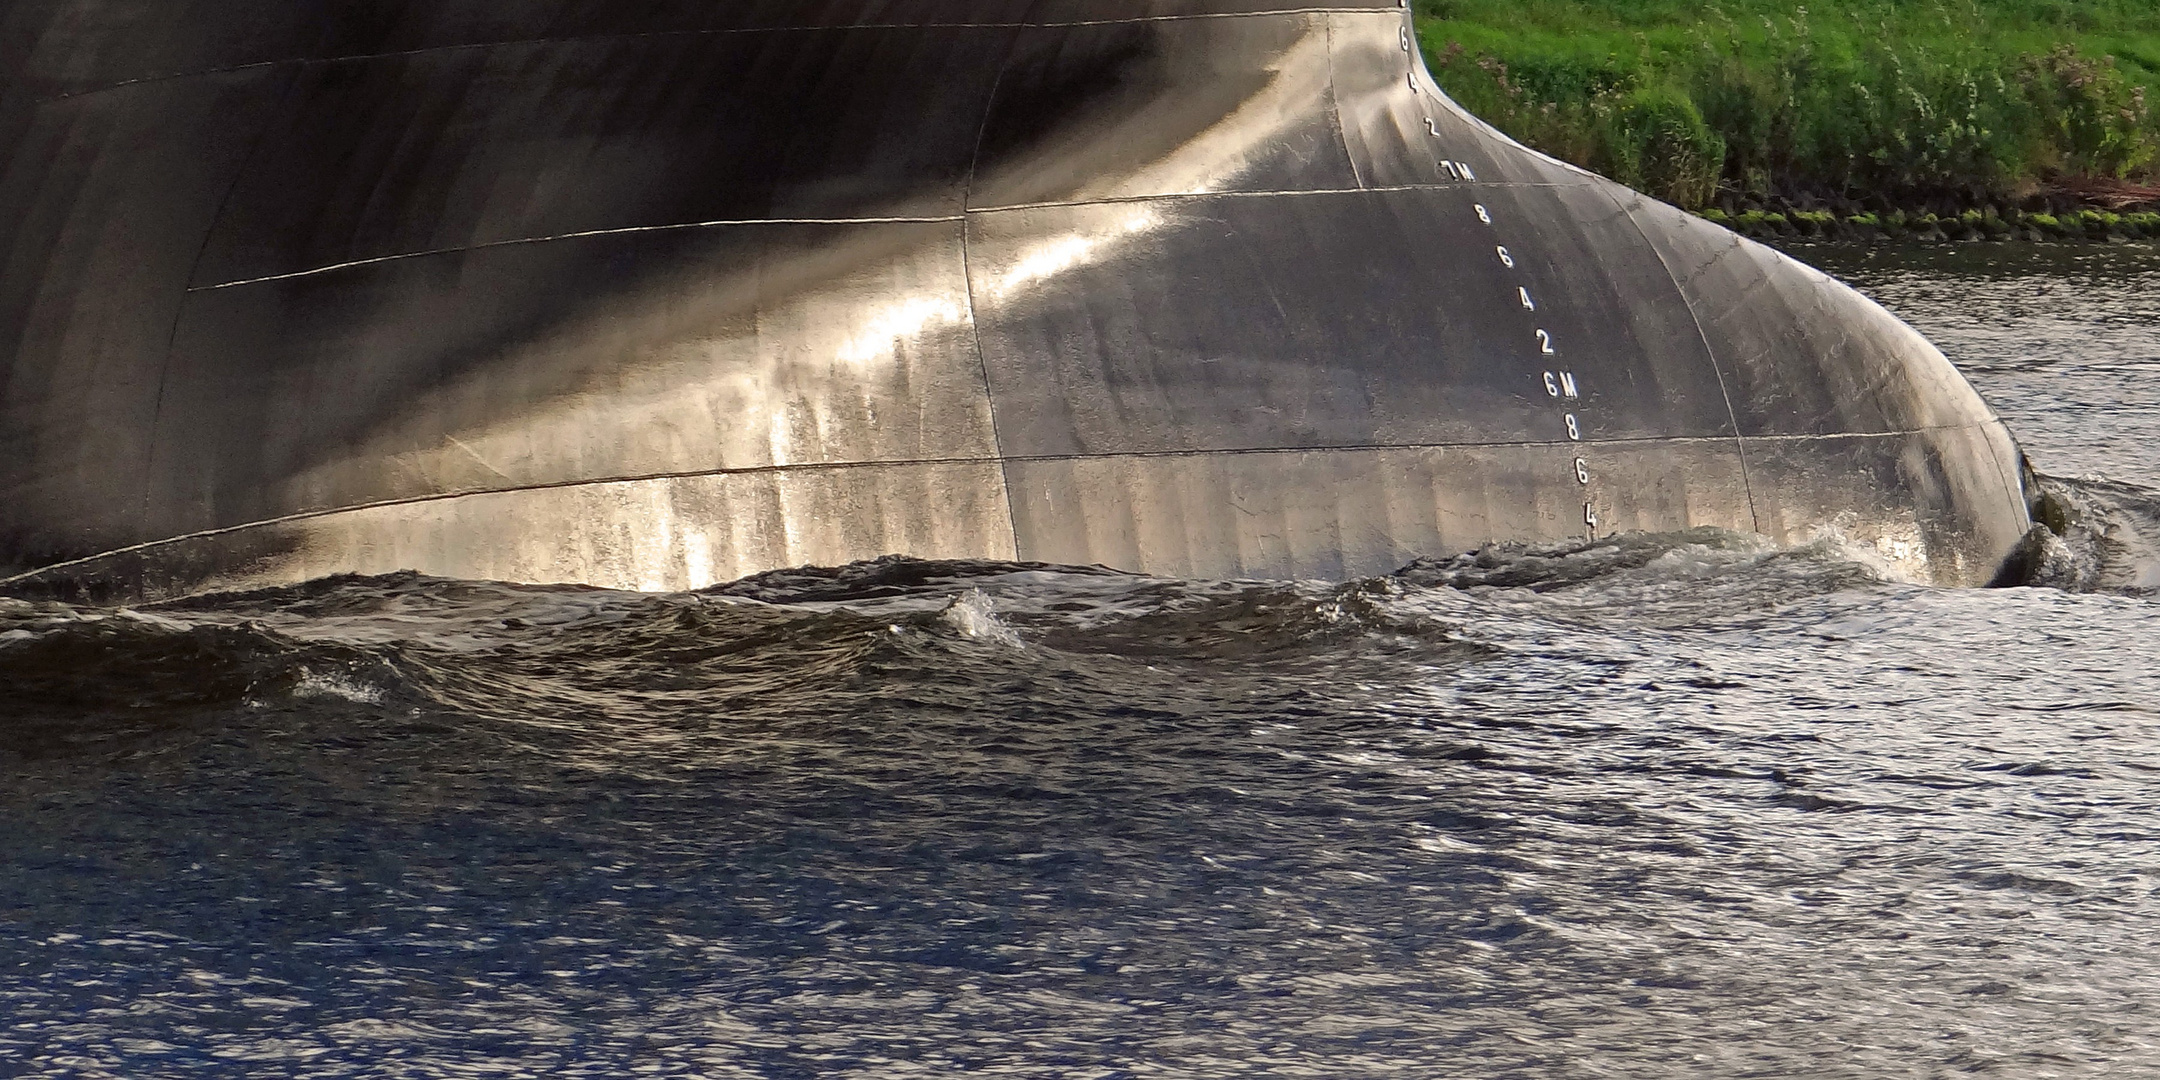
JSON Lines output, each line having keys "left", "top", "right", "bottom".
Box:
{"left": 1703, "top": 206, "right": 2160, "bottom": 244}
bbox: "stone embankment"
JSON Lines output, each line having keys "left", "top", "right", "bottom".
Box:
{"left": 1704, "top": 207, "right": 2160, "bottom": 243}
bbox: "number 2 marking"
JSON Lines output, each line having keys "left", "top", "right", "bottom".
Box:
{"left": 1535, "top": 329, "right": 1555, "bottom": 354}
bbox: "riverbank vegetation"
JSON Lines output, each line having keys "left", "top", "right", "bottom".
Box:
{"left": 1413, "top": 0, "right": 2160, "bottom": 224}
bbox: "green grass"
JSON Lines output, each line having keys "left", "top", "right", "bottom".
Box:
{"left": 1413, "top": 0, "right": 2160, "bottom": 209}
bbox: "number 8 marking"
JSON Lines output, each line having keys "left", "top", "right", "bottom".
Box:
{"left": 1475, "top": 204, "right": 1492, "bottom": 224}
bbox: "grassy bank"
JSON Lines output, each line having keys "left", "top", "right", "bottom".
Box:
{"left": 1413, "top": 0, "right": 2160, "bottom": 219}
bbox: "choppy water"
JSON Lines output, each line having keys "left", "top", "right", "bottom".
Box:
{"left": 5, "top": 244, "right": 2160, "bottom": 1078}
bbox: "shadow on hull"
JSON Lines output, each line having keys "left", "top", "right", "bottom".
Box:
{"left": 0, "top": 0, "right": 2031, "bottom": 600}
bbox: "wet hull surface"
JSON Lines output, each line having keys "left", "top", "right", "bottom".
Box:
{"left": 0, "top": 0, "right": 2030, "bottom": 599}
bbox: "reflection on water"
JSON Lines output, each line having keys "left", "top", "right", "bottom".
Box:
{"left": 3, "top": 245, "right": 2159, "bottom": 1078}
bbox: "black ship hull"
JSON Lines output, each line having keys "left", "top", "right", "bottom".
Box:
{"left": 0, "top": 1, "right": 2031, "bottom": 598}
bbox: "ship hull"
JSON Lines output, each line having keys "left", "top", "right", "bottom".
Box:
{"left": 0, "top": 1, "right": 2031, "bottom": 598}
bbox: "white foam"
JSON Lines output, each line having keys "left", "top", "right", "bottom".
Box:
{"left": 291, "top": 669, "right": 384, "bottom": 704}
{"left": 939, "top": 589, "right": 1023, "bottom": 648}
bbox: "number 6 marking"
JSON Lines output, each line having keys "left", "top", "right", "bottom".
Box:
{"left": 1535, "top": 329, "right": 1555, "bottom": 354}
{"left": 1574, "top": 457, "right": 1590, "bottom": 485}
{"left": 1496, "top": 245, "right": 1514, "bottom": 268}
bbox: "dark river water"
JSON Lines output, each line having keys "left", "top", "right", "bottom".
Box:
{"left": 4, "top": 243, "right": 2159, "bottom": 1078}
